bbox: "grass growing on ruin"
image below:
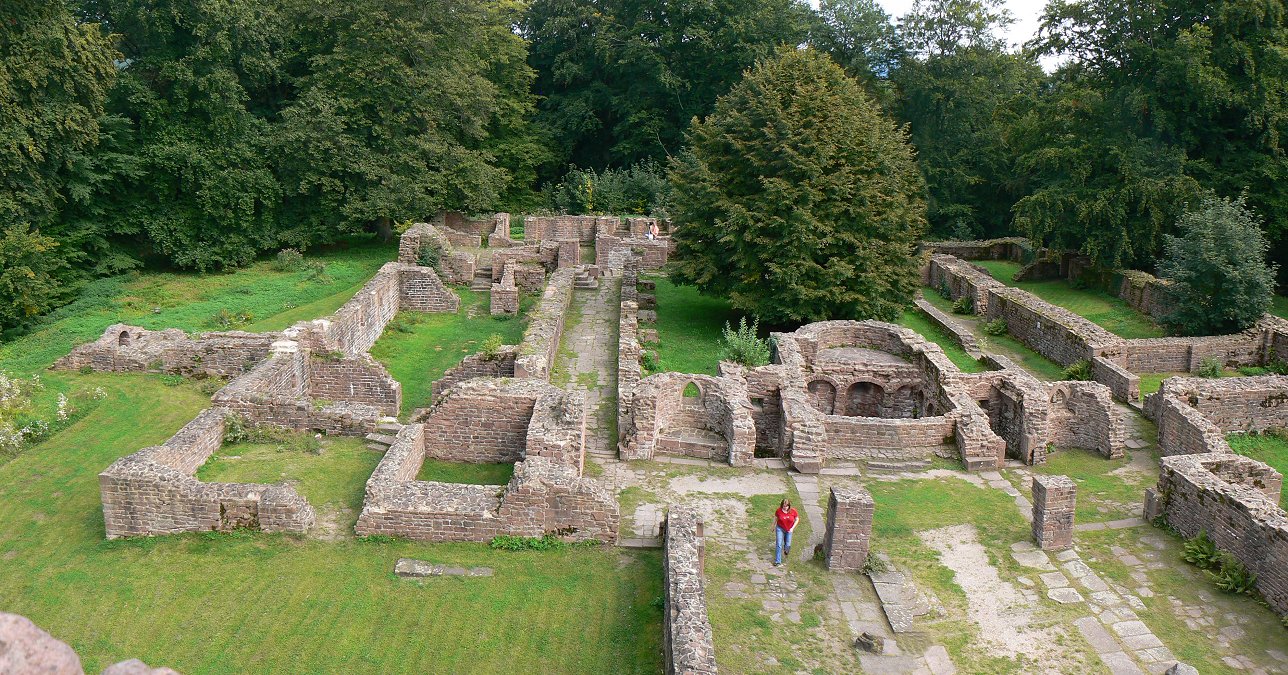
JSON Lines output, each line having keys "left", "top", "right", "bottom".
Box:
{"left": 417, "top": 459, "right": 515, "bottom": 485}
{"left": 897, "top": 308, "right": 990, "bottom": 373}
{"left": 0, "top": 373, "right": 664, "bottom": 674}
{"left": 1022, "top": 448, "right": 1148, "bottom": 523}
{"left": 647, "top": 275, "right": 744, "bottom": 374}
{"left": 979, "top": 332, "right": 1067, "bottom": 380}
{"left": 196, "top": 435, "right": 378, "bottom": 511}
{"left": 1228, "top": 432, "right": 1288, "bottom": 509}
{"left": 974, "top": 260, "right": 1166, "bottom": 339}
{"left": 370, "top": 289, "right": 531, "bottom": 417}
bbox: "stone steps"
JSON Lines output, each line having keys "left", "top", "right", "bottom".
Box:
{"left": 365, "top": 432, "right": 397, "bottom": 453}
{"left": 865, "top": 458, "right": 932, "bottom": 474}
{"left": 469, "top": 267, "right": 494, "bottom": 291}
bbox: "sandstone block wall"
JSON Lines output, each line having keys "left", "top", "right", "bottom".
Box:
{"left": 1090, "top": 355, "right": 1140, "bottom": 402}
{"left": 619, "top": 298, "right": 643, "bottom": 448}
{"left": 490, "top": 263, "right": 519, "bottom": 315}
{"left": 100, "top": 408, "right": 315, "bottom": 539}
{"left": 663, "top": 506, "right": 717, "bottom": 675}
{"left": 307, "top": 353, "right": 401, "bottom": 416}
{"left": 920, "top": 237, "right": 1031, "bottom": 262}
{"left": 1032, "top": 474, "right": 1076, "bottom": 550}
{"left": 1113, "top": 269, "right": 1176, "bottom": 320}
{"left": 1146, "top": 376, "right": 1288, "bottom": 456}
{"left": 522, "top": 215, "right": 604, "bottom": 244}
{"left": 399, "top": 221, "right": 475, "bottom": 285}
{"left": 398, "top": 265, "right": 459, "bottom": 313}
{"left": 421, "top": 378, "right": 540, "bottom": 463}
{"left": 429, "top": 347, "right": 518, "bottom": 402}
{"left": 1148, "top": 455, "right": 1288, "bottom": 614}
{"left": 913, "top": 297, "right": 983, "bottom": 358}
{"left": 620, "top": 372, "right": 755, "bottom": 466}
{"left": 515, "top": 267, "right": 575, "bottom": 380}
{"left": 1047, "top": 381, "right": 1126, "bottom": 459}
{"left": 54, "top": 324, "right": 277, "bottom": 377}
{"left": 822, "top": 486, "right": 874, "bottom": 571}
{"left": 441, "top": 211, "right": 506, "bottom": 238}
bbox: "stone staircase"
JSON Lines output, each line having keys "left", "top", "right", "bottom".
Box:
{"left": 365, "top": 421, "right": 402, "bottom": 452}
{"left": 573, "top": 268, "right": 598, "bottom": 290}
{"left": 864, "top": 458, "right": 933, "bottom": 474}
{"left": 469, "top": 266, "right": 493, "bottom": 291}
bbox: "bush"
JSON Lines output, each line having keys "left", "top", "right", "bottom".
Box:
{"left": 982, "top": 318, "right": 1007, "bottom": 335}
{"left": 1062, "top": 360, "right": 1093, "bottom": 381}
{"left": 273, "top": 248, "right": 306, "bottom": 272}
{"left": 1160, "top": 196, "right": 1278, "bottom": 336}
{"left": 1197, "top": 357, "right": 1223, "bottom": 378}
{"left": 641, "top": 350, "right": 659, "bottom": 373}
{"left": 1266, "top": 358, "right": 1288, "bottom": 376}
{"left": 481, "top": 334, "right": 504, "bottom": 361}
{"left": 951, "top": 296, "right": 974, "bottom": 315}
{"left": 159, "top": 374, "right": 185, "bottom": 387}
{"left": 1183, "top": 530, "right": 1219, "bottom": 569}
{"left": 489, "top": 534, "right": 567, "bottom": 551}
{"left": 544, "top": 159, "right": 672, "bottom": 217}
{"left": 937, "top": 281, "right": 952, "bottom": 300}
{"left": 1207, "top": 552, "right": 1257, "bottom": 595}
{"left": 417, "top": 245, "right": 441, "bottom": 270}
{"left": 719, "top": 317, "right": 772, "bottom": 367}
{"left": 207, "top": 308, "right": 254, "bottom": 329}
{"left": 304, "top": 261, "right": 331, "bottom": 284}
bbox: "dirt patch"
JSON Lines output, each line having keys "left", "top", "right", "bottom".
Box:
{"left": 312, "top": 506, "right": 356, "bottom": 542}
{"left": 669, "top": 473, "right": 786, "bottom": 496}
{"left": 919, "top": 524, "right": 1066, "bottom": 669}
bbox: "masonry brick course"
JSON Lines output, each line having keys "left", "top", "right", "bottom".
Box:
{"left": 620, "top": 372, "right": 756, "bottom": 466}
{"left": 663, "top": 506, "right": 717, "bottom": 675}
{"left": 490, "top": 263, "right": 519, "bottom": 316}
{"left": 1032, "top": 475, "right": 1076, "bottom": 550}
{"left": 54, "top": 324, "right": 276, "bottom": 377}
{"left": 1146, "top": 375, "right": 1288, "bottom": 456}
{"left": 823, "top": 486, "right": 874, "bottom": 571}
{"left": 515, "top": 267, "right": 575, "bottom": 380}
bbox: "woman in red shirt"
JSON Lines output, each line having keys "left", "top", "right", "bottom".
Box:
{"left": 774, "top": 498, "right": 799, "bottom": 566}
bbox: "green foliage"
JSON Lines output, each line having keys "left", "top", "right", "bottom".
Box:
{"left": 1196, "top": 357, "right": 1223, "bottom": 379}
{"left": 810, "top": 0, "right": 901, "bottom": 96}
{"left": 416, "top": 245, "right": 441, "bottom": 271}
{"left": 489, "top": 534, "right": 582, "bottom": 552}
{"left": 641, "top": 350, "right": 659, "bottom": 374}
{"left": 481, "top": 334, "right": 505, "bottom": 361}
{"left": 1159, "top": 196, "right": 1277, "bottom": 336}
{"left": 0, "top": 225, "right": 69, "bottom": 330}
{"left": 1061, "top": 360, "right": 1093, "bottom": 381}
{"left": 207, "top": 309, "right": 255, "bottom": 330}
{"left": 981, "top": 318, "right": 1007, "bottom": 336}
{"left": 274, "top": 249, "right": 306, "bottom": 272}
{"left": 545, "top": 160, "right": 672, "bottom": 216}
{"left": 951, "top": 296, "right": 974, "bottom": 315}
{"left": 1182, "top": 531, "right": 1220, "bottom": 569}
{"left": 1207, "top": 552, "right": 1258, "bottom": 596}
{"left": 718, "top": 318, "right": 772, "bottom": 368}
{"left": 159, "top": 375, "right": 186, "bottom": 387}
{"left": 669, "top": 48, "right": 926, "bottom": 324}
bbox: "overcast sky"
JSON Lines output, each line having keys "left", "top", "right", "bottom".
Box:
{"left": 811, "top": 0, "right": 1052, "bottom": 52}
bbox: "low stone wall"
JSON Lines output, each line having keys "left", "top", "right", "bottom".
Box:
{"left": 399, "top": 221, "right": 475, "bottom": 285}
{"left": 1032, "top": 475, "right": 1075, "bottom": 550}
{"left": 420, "top": 378, "right": 543, "bottom": 463}
{"left": 100, "top": 409, "right": 315, "bottom": 539}
{"left": 663, "top": 506, "right": 717, "bottom": 675}
{"left": 1146, "top": 375, "right": 1288, "bottom": 456}
{"left": 1147, "top": 454, "right": 1288, "bottom": 614}
{"left": 822, "top": 486, "right": 874, "bottom": 571}
{"left": 307, "top": 353, "right": 401, "bottom": 416}
{"left": 1047, "top": 381, "right": 1126, "bottom": 459}
{"left": 1090, "top": 355, "right": 1140, "bottom": 402}
{"left": 1113, "top": 269, "right": 1176, "bottom": 320}
{"left": 491, "top": 244, "right": 557, "bottom": 283}
{"left": 522, "top": 215, "right": 609, "bottom": 244}
{"left": 490, "top": 263, "right": 519, "bottom": 315}
{"left": 398, "top": 265, "right": 459, "bottom": 313}
{"left": 54, "top": 324, "right": 277, "bottom": 377}
{"left": 912, "top": 298, "right": 983, "bottom": 358}
{"left": 920, "top": 237, "right": 1031, "bottom": 262}
{"left": 515, "top": 267, "right": 575, "bottom": 380}
{"left": 595, "top": 231, "right": 672, "bottom": 271}
{"left": 620, "top": 372, "right": 756, "bottom": 466}
{"left": 429, "top": 346, "right": 518, "bottom": 402}
{"left": 618, "top": 299, "right": 643, "bottom": 447}
{"left": 821, "top": 414, "right": 957, "bottom": 461}
{"left": 355, "top": 424, "right": 613, "bottom": 543}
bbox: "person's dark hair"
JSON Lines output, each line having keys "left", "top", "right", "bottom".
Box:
{"left": 779, "top": 498, "right": 791, "bottom": 510}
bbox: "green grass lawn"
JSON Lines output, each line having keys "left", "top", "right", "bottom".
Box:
{"left": 418, "top": 459, "right": 515, "bottom": 485}
{"left": 1022, "top": 448, "right": 1147, "bottom": 522}
{"left": 0, "top": 372, "right": 663, "bottom": 674}
{"left": 196, "top": 436, "right": 378, "bottom": 511}
{"left": 1227, "top": 432, "right": 1288, "bottom": 509}
{"left": 973, "top": 260, "right": 1166, "bottom": 339}
{"left": 897, "top": 308, "right": 990, "bottom": 373}
{"left": 1272, "top": 295, "right": 1288, "bottom": 320}
{"left": 646, "top": 276, "right": 743, "bottom": 375}
{"left": 1140, "top": 367, "right": 1274, "bottom": 397}
{"left": 369, "top": 290, "right": 531, "bottom": 417}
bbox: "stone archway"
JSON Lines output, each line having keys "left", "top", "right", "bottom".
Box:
{"left": 118, "top": 330, "right": 131, "bottom": 347}
{"left": 807, "top": 380, "right": 836, "bottom": 415}
{"left": 844, "top": 381, "right": 884, "bottom": 417}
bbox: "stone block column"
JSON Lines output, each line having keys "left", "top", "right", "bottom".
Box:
{"left": 1032, "top": 475, "right": 1076, "bottom": 550}
{"left": 822, "top": 486, "right": 875, "bottom": 571}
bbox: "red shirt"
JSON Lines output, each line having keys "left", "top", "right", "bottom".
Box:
{"left": 775, "top": 507, "right": 799, "bottom": 531}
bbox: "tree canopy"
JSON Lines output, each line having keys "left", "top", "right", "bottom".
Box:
{"left": 668, "top": 48, "right": 926, "bottom": 324}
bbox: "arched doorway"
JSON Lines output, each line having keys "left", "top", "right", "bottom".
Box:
{"left": 845, "top": 381, "right": 884, "bottom": 417}
{"left": 806, "top": 380, "right": 836, "bottom": 415}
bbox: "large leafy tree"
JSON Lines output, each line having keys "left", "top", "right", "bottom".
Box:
{"left": 669, "top": 48, "right": 926, "bottom": 324}
{"left": 810, "top": 0, "right": 902, "bottom": 99}
{"left": 525, "top": 0, "right": 813, "bottom": 173}
{"left": 1159, "top": 196, "right": 1277, "bottom": 335}
{"left": 0, "top": 0, "right": 118, "bottom": 327}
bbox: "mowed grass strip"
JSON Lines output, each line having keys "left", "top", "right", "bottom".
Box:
{"left": 196, "top": 436, "right": 378, "bottom": 511}
{"left": 0, "top": 373, "right": 663, "bottom": 674}
{"left": 369, "top": 289, "right": 531, "bottom": 417}
{"left": 418, "top": 459, "right": 515, "bottom": 485}
{"left": 647, "top": 275, "right": 743, "bottom": 375}
{"left": 896, "top": 308, "right": 989, "bottom": 373}
{"left": 972, "top": 260, "right": 1165, "bottom": 339}
{"left": 1228, "top": 432, "right": 1288, "bottom": 509}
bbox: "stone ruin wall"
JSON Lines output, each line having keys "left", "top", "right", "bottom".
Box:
{"left": 1031, "top": 474, "right": 1076, "bottom": 550}
{"left": 663, "top": 506, "right": 717, "bottom": 675}
{"left": 522, "top": 214, "right": 609, "bottom": 244}
{"left": 428, "top": 346, "right": 518, "bottom": 403}
{"left": 420, "top": 378, "right": 540, "bottom": 464}
{"left": 920, "top": 237, "right": 1032, "bottom": 262}
{"left": 490, "top": 263, "right": 519, "bottom": 316}
{"left": 398, "top": 221, "right": 476, "bottom": 285}
{"left": 514, "top": 267, "right": 576, "bottom": 380}
{"left": 100, "top": 409, "right": 315, "bottom": 539}
{"left": 822, "top": 486, "right": 874, "bottom": 571}
{"left": 912, "top": 297, "right": 983, "bottom": 358}
{"left": 1147, "top": 454, "right": 1288, "bottom": 614}
{"left": 1146, "top": 376, "right": 1288, "bottom": 457}
{"left": 619, "top": 372, "right": 755, "bottom": 466}
{"left": 54, "top": 324, "right": 276, "bottom": 378}
{"left": 619, "top": 299, "right": 643, "bottom": 444}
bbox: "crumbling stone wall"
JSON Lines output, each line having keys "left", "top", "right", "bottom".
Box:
{"left": 663, "top": 505, "right": 717, "bottom": 675}
{"left": 1146, "top": 375, "right": 1288, "bottom": 456}
{"left": 429, "top": 347, "right": 517, "bottom": 402}
{"left": 619, "top": 299, "right": 643, "bottom": 447}
{"left": 54, "top": 324, "right": 276, "bottom": 377}
{"left": 491, "top": 245, "right": 558, "bottom": 284}
{"left": 620, "top": 372, "right": 756, "bottom": 466}
{"left": 398, "top": 221, "right": 476, "bottom": 285}
{"left": 1090, "top": 355, "right": 1140, "bottom": 402}
{"left": 1032, "top": 475, "right": 1076, "bottom": 550}
{"left": 420, "top": 378, "right": 542, "bottom": 463}
{"left": 100, "top": 409, "right": 315, "bottom": 538}
{"left": 822, "top": 486, "right": 874, "bottom": 571}
{"left": 1113, "top": 269, "right": 1176, "bottom": 320}
{"left": 522, "top": 215, "right": 608, "bottom": 244}
{"left": 515, "top": 267, "right": 575, "bottom": 380}
{"left": 913, "top": 298, "right": 983, "bottom": 359}
{"left": 1146, "top": 454, "right": 1288, "bottom": 614}
{"left": 1047, "top": 381, "right": 1126, "bottom": 459}
{"left": 398, "top": 265, "right": 459, "bottom": 313}
{"left": 920, "top": 237, "right": 1031, "bottom": 262}
{"left": 441, "top": 211, "right": 507, "bottom": 238}
{"left": 490, "top": 263, "right": 519, "bottom": 315}
{"left": 306, "top": 353, "right": 401, "bottom": 416}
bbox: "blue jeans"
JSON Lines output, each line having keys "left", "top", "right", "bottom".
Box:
{"left": 775, "top": 526, "right": 792, "bottom": 564}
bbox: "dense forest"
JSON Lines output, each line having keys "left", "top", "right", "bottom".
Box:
{"left": 3, "top": 0, "right": 1287, "bottom": 332}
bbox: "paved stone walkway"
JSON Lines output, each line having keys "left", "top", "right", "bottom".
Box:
{"left": 554, "top": 272, "right": 621, "bottom": 460}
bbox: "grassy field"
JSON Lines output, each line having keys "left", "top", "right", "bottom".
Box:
{"left": 896, "top": 308, "right": 990, "bottom": 373}
{"left": 1228, "top": 432, "right": 1288, "bottom": 509}
{"left": 369, "top": 290, "right": 531, "bottom": 417}
{"left": 973, "top": 260, "right": 1166, "bottom": 339}
{"left": 197, "top": 435, "right": 378, "bottom": 512}
{"left": 1273, "top": 295, "right": 1288, "bottom": 320}
{"left": 646, "top": 276, "right": 744, "bottom": 374}
{"left": 1019, "top": 448, "right": 1148, "bottom": 522}
{"left": 0, "top": 372, "right": 664, "bottom": 674}
{"left": 418, "top": 459, "right": 515, "bottom": 485}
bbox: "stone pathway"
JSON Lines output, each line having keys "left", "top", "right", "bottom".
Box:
{"left": 789, "top": 472, "right": 828, "bottom": 561}
{"left": 554, "top": 271, "right": 621, "bottom": 460}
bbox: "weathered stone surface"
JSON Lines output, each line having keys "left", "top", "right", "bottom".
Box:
{"left": 515, "top": 268, "right": 575, "bottom": 381}
{"left": 822, "top": 486, "right": 874, "bottom": 572}
{"left": 663, "top": 506, "right": 717, "bottom": 674}
{"left": 1032, "top": 474, "right": 1076, "bottom": 550}
{"left": 0, "top": 613, "right": 83, "bottom": 674}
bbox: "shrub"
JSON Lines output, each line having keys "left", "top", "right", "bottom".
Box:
{"left": 1061, "top": 360, "right": 1093, "bottom": 381}
{"left": 641, "top": 350, "right": 659, "bottom": 373}
{"left": 273, "top": 248, "right": 306, "bottom": 272}
{"left": 1159, "top": 195, "right": 1278, "bottom": 336}
{"left": 417, "top": 245, "right": 441, "bottom": 270}
{"left": 982, "top": 318, "right": 1007, "bottom": 335}
{"left": 481, "top": 334, "right": 504, "bottom": 361}
{"left": 489, "top": 534, "right": 567, "bottom": 551}
{"left": 1266, "top": 359, "right": 1288, "bottom": 376}
{"left": 223, "top": 414, "right": 251, "bottom": 445}
{"left": 1197, "top": 357, "right": 1223, "bottom": 378}
{"left": 304, "top": 261, "right": 331, "bottom": 284}
{"left": 544, "top": 158, "right": 672, "bottom": 217}
{"left": 1182, "top": 530, "right": 1219, "bottom": 569}
{"left": 937, "top": 281, "right": 952, "bottom": 300}
{"left": 1207, "top": 552, "right": 1257, "bottom": 595}
{"left": 719, "top": 317, "right": 772, "bottom": 367}
{"left": 208, "top": 308, "right": 254, "bottom": 329}
{"left": 159, "top": 374, "right": 185, "bottom": 387}
{"left": 951, "top": 296, "right": 974, "bottom": 315}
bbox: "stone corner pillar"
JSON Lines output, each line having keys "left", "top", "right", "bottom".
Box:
{"left": 1032, "top": 474, "right": 1076, "bottom": 550}
{"left": 823, "top": 486, "right": 875, "bottom": 571}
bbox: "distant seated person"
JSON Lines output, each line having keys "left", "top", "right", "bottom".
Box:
{"left": 646, "top": 221, "right": 659, "bottom": 241}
